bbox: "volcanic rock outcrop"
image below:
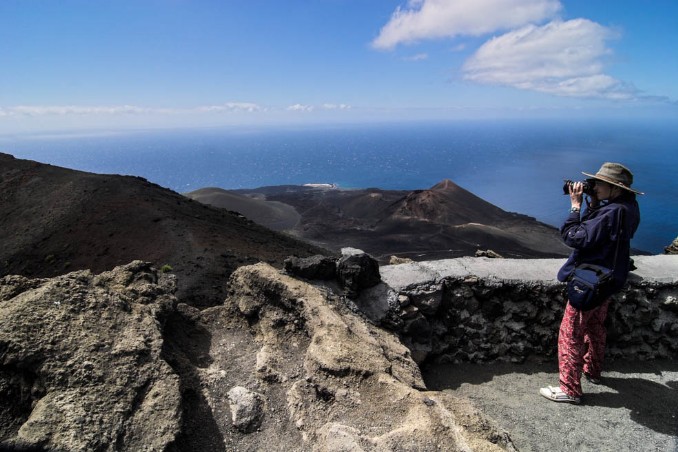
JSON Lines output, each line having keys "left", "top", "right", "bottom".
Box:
{"left": 0, "top": 261, "right": 181, "bottom": 451}
{"left": 0, "top": 261, "right": 514, "bottom": 451}
{"left": 207, "top": 262, "right": 512, "bottom": 451}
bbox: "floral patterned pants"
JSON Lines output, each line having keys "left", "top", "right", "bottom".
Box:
{"left": 558, "top": 299, "right": 610, "bottom": 398}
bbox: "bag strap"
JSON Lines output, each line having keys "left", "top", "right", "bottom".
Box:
{"left": 610, "top": 206, "right": 624, "bottom": 272}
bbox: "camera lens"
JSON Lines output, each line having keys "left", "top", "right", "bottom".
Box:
{"left": 563, "top": 179, "right": 596, "bottom": 196}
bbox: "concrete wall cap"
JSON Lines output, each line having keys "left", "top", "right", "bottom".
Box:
{"left": 380, "top": 255, "right": 678, "bottom": 290}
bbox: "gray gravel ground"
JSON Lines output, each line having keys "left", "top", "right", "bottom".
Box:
{"left": 424, "top": 359, "right": 678, "bottom": 452}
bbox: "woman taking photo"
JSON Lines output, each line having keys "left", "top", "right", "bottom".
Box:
{"left": 540, "top": 162, "right": 642, "bottom": 404}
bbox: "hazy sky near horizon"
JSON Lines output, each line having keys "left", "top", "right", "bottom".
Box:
{"left": 1, "top": 0, "right": 677, "bottom": 132}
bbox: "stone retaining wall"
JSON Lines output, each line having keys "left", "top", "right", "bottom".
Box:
{"left": 369, "top": 256, "right": 678, "bottom": 365}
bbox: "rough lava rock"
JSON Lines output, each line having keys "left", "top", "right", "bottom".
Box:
{"left": 665, "top": 236, "right": 678, "bottom": 255}
{"left": 284, "top": 249, "right": 382, "bottom": 299}
{"left": 0, "top": 261, "right": 181, "bottom": 451}
{"left": 283, "top": 255, "right": 338, "bottom": 280}
{"left": 227, "top": 386, "right": 265, "bottom": 433}
{"left": 1, "top": 259, "right": 516, "bottom": 451}
{"left": 204, "top": 262, "right": 513, "bottom": 451}
{"left": 336, "top": 250, "right": 381, "bottom": 298}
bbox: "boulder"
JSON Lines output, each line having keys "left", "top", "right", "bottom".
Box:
{"left": 389, "top": 255, "right": 414, "bottom": 265}
{"left": 665, "top": 236, "right": 678, "bottom": 255}
{"left": 475, "top": 249, "right": 504, "bottom": 258}
{"left": 227, "top": 386, "right": 265, "bottom": 433}
{"left": 283, "top": 255, "right": 337, "bottom": 280}
{"left": 336, "top": 251, "right": 381, "bottom": 298}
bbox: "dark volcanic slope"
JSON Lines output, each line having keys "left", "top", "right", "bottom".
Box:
{"left": 387, "top": 179, "right": 508, "bottom": 224}
{"left": 0, "top": 153, "right": 327, "bottom": 307}
{"left": 188, "top": 179, "right": 571, "bottom": 261}
{"left": 186, "top": 187, "right": 300, "bottom": 231}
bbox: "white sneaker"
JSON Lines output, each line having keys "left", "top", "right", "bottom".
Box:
{"left": 539, "top": 386, "right": 581, "bottom": 404}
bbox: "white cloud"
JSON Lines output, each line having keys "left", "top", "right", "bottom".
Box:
{"left": 322, "top": 103, "right": 352, "bottom": 110}
{"left": 7, "top": 105, "right": 156, "bottom": 116}
{"left": 286, "top": 104, "right": 315, "bottom": 112}
{"left": 0, "top": 102, "right": 359, "bottom": 122}
{"left": 285, "top": 103, "right": 353, "bottom": 112}
{"left": 0, "top": 103, "right": 266, "bottom": 117}
{"left": 462, "top": 19, "right": 637, "bottom": 99}
{"left": 195, "top": 102, "right": 264, "bottom": 113}
{"left": 403, "top": 53, "right": 429, "bottom": 61}
{"left": 372, "top": 0, "right": 561, "bottom": 50}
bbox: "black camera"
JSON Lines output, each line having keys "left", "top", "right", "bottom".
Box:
{"left": 563, "top": 179, "right": 595, "bottom": 196}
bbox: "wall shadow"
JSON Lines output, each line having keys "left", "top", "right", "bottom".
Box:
{"left": 424, "top": 358, "right": 678, "bottom": 436}
{"left": 584, "top": 376, "right": 678, "bottom": 436}
{"left": 423, "top": 357, "right": 555, "bottom": 390}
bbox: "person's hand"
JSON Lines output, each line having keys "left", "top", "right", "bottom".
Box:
{"left": 569, "top": 181, "right": 583, "bottom": 210}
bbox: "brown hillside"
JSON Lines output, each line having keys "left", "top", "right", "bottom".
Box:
{"left": 387, "top": 179, "right": 506, "bottom": 225}
{"left": 0, "top": 153, "right": 327, "bottom": 307}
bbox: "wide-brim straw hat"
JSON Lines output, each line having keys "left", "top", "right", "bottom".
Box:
{"left": 582, "top": 162, "right": 644, "bottom": 195}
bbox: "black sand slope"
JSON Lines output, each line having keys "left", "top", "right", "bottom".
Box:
{"left": 188, "top": 179, "right": 571, "bottom": 261}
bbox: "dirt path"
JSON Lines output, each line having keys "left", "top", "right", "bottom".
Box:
{"left": 424, "top": 359, "right": 678, "bottom": 452}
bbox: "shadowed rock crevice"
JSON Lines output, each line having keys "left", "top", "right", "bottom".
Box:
{"left": 0, "top": 367, "right": 42, "bottom": 445}
{"left": 160, "top": 306, "right": 225, "bottom": 452}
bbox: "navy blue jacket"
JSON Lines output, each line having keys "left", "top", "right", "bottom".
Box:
{"left": 557, "top": 193, "right": 640, "bottom": 293}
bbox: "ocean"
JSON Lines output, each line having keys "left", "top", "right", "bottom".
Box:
{"left": 2, "top": 119, "right": 676, "bottom": 254}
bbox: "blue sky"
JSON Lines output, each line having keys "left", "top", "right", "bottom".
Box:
{"left": 1, "top": 0, "right": 677, "bottom": 133}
